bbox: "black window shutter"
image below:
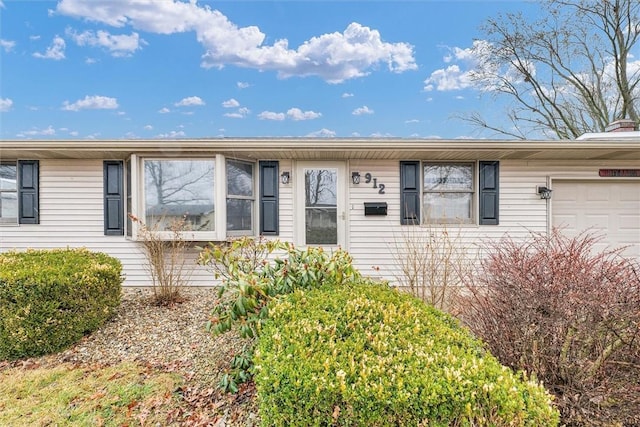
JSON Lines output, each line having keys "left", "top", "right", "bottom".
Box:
{"left": 479, "top": 161, "right": 499, "bottom": 225}
{"left": 18, "top": 160, "right": 39, "bottom": 224}
{"left": 400, "top": 161, "right": 420, "bottom": 225}
{"left": 103, "top": 160, "right": 124, "bottom": 235}
{"left": 259, "top": 161, "right": 279, "bottom": 235}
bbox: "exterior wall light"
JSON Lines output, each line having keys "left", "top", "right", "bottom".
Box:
{"left": 352, "top": 171, "right": 361, "bottom": 184}
{"left": 280, "top": 171, "right": 290, "bottom": 184}
{"left": 537, "top": 185, "right": 552, "bottom": 200}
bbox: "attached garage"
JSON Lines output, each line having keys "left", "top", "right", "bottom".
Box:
{"left": 553, "top": 180, "right": 640, "bottom": 259}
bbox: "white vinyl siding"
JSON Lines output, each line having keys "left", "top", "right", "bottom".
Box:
{"left": 2, "top": 158, "right": 638, "bottom": 287}
{"left": 346, "top": 160, "right": 639, "bottom": 284}
{"left": 276, "top": 159, "right": 295, "bottom": 242}
{"left": 0, "top": 160, "right": 215, "bottom": 287}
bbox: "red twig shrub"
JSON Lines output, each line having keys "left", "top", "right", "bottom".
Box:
{"left": 460, "top": 229, "right": 640, "bottom": 426}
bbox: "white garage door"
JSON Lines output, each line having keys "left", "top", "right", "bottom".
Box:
{"left": 553, "top": 181, "right": 640, "bottom": 259}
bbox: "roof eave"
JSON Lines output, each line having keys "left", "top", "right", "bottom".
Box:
{"left": 1, "top": 138, "right": 640, "bottom": 161}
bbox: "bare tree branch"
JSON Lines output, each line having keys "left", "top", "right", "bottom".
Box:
{"left": 462, "top": 0, "right": 640, "bottom": 139}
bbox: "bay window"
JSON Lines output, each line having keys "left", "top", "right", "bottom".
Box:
{"left": 144, "top": 159, "right": 216, "bottom": 232}
{"left": 226, "top": 159, "right": 254, "bottom": 234}
{"left": 128, "top": 155, "right": 257, "bottom": 240}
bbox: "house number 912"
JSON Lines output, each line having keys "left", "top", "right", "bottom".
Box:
{"left": 364, "top": 173, "right": 385, "bottom": 194}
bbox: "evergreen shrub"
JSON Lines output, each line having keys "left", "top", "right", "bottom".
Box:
{"left": 255, "top": 281, "right": 559, "bottom": 426}
{"left": 0, "top": 248, "right": 123, "bottom": 360}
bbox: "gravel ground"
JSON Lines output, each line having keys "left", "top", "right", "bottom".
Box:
{"left": 3, "top": 287, "right": 259, "bottom": 426}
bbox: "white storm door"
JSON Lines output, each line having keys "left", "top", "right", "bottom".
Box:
{"left": 296, "top": 162, "right": 346, "bottom": 247}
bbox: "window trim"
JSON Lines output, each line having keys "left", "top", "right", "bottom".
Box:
{"left": 225, "top": 158, "right": 256, "bottom": 237}
{"left": 128, "top": 154, "right": 261, "bottom": 241}
{"left": 401, "top": 160, "right": 499, "bottom": 226}
{"left": 0, "top": 161, "right": 18, "bottom": 225}
{"left": 423, "top": 162, "right": 475, "bottom": 225}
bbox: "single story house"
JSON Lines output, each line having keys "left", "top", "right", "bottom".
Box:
{"left": 1, "top": 127, "right": 639, "bottom": 286}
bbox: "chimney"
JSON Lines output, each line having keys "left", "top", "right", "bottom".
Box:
{"left": 605, "top": 118, "right": 638, "bottom": 132}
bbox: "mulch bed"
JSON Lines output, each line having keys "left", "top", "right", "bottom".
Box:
{"left": 0, "top": 287, "right": 259, "bottom": 426}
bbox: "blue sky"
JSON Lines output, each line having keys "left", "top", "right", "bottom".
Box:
{"left": 0, "top": 0, "right": 538, "bottom": 140}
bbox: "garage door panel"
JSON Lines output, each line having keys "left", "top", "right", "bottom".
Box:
{"left": 554, "top": 214, "right": 578, "bottom": 231}
{"left": 619, "top": 214, "right": 640, "bottom": 230}
{"left": 553, "top": 181, "right": 640, "bottom": 260}
{"left": 619, "top": 188, "right": 640, "bottom": 202}
{"left": 584, "top": 214, "right": 609, "bottom": 229}
{"left": 586, "top": 186, "right": 612, "bottom": 201}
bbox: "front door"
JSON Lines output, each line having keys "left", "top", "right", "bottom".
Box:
{"left": 296, "top": 161, "right": 346, "bottom": 247}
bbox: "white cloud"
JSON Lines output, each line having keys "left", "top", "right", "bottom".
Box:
{"left": 66, "top": 28, "right": 145, "bottom": 57}
{"left": 85, "top": 57, "right": 98, "bottom": 64}
{"left": 224, "top": 107, "right": 250, "bottom": 118}
{"left": 370, "top": 132, "right": 393, "bottom": 137}
{"left": 287, "top": 108, "right": 321, "bottom": 121}
{"left": 0, "top": 98, "right": 13, "bottom": 112}
{"left": 62, "top": 95, "right": 119, "bottom": 111}
{"left": 0, "top": 39, "right": 15, "bottom": 52}
{"left": 33, "top": 35, "right": 66, "bottom": 60}
{"left": 174, "top": 96, "right": 205, "bottom": 107}
{"left": 222, "top": 98, "right": 240, "bottom": 108}
{"left": 341, "top": 92, "right": 354, "bottom": 98}
{"left": 306, "top": 128, "right": 336, "bottom": 138}
{"left": 158, "top": 107, "right": 170, "bottom": 113}
{"left": 258, "top": 111, "right": 285, "bottom": 121}
{"left": 424, "top": 40, "right": 496, "bottom": 92}
{"left": 352, "top": 105, "right": 374, "bottom": 115}
{"left": 257, "top": 107, "right": 321, "bottom": 121}
{"left": 123, "top": 131, "right": 139, "bottom": 139}
{"left": 144, "top": 124, "right": 153, "bottom": 130}
{"left": 56, "top": 0, "right": 416, "bottom": 83}
{"left": 424, "top": 64, "right": 473, "bottom": 91}
{"left": 405, "top": 119, "right": 419, "bottom": 124}
{"left": 17, "top": 125, "right": 56, "bottom": 137}
{"left": 237, "top": 81, "right": 250, "bottom": 89}
{"left": 59, "top": 127, "right": 80, "bottom": 136}
{"left": 156, "top": 130, "right": 186, "bottom": 138}
{"left": 30, "top": 35, "right": 41, "bottom": 41}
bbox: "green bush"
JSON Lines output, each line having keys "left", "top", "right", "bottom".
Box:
{"left": 0, "top": 248, "right": 123, "bottom": 360}
{"left": 255, "top": 282, "right": 559, "bottom": 427}
{"left": 199, "top": 237, "right": 362, "bottom": 392}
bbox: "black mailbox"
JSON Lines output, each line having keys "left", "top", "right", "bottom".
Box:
{"left": 364, "top": 202, "right": 388, "bottom": 216}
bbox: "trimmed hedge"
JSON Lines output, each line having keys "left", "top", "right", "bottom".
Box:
{"left": 255, "top": 281, "right": 559, "bottom": 426}
{"left": 0, "top": 248, "right": 123, "bottom": 360}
